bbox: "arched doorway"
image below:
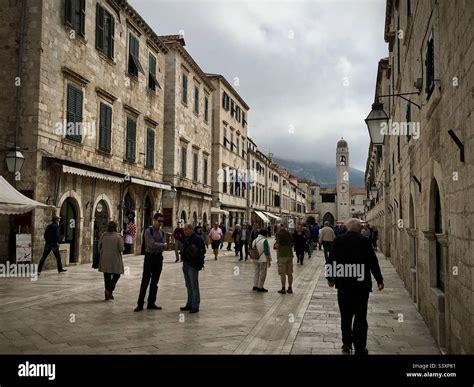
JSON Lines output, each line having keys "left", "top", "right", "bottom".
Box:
{"left": 180, "top": 210, "right": 187, "bottom": 224}
{"left": 306, "top": 216, "right": 316, "bottom": 225}
{"left": 60, "top": 198, "right": 78, "bottom": 263}
{"left": 122, "top": 192, "right": 136, "bottom": 254}
{"left": 322, "top": 212, "right": 335, "bottom": 227}
{"left": 93, "top": 200, "right": 109, "bottom": 261}
{"left": 192, "top": 211, "right": 198, "bottom": 227}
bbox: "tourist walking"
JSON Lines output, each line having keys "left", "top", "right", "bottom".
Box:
{"left": 275, "top": 225, "right": 294, "bottom": 294}
{"left": 38, "top": 216, "right": 67, "bottom": 274}
{"left": 251, "top": 229, "right": 271, "bottom": 292}
{"left": 209, "top": 222, "right": 223, "bottom": 260}
{"left": 173, "top": 221, "right": 185, "bottom": 263}
{"left": 123, "top": 215, "right": 136, "bottom": 254}
{"left": 134, "top": 213, "right": 167, "bottom": 312}
{"left": 326, "top": 218, "right": 384, "bottom": 355}
{"left": 219, "top": 222, "right": 227, "bottom": 249}
{"left": 320, "top": 221, "right": 336, "bottom": 263}
{"left": 98, "top": 221, "right": 124, "bottom": 301}
{"left": 303, "top": 224, "right": 312, "bottom": 259}
{"left": 238, "top": 223, "right": 251, "bottom": 261}
{"left": 232, "top": 224, "right": 241, "bottom": 256}
{"left": 180, "top": 224, "right": 206, "bottom": 314}
{"left": 293, "top": 224, "right": 307, "bottom": 265}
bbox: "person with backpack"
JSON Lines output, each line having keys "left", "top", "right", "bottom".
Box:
{"left": 251, "top": 229, "right": 271, "bottom": 292}
{"left": 134, "top": 212, "right": 167, "bottom": 312}
{"left": 38, "top": 216, "right": 67, "bottom": 275}
{"left": 180, "top": 223, "right": 206, "bottom": 314}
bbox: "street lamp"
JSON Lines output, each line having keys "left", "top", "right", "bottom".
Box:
{"left": 169, "top": 186, "right": 177, "bottom": 199}
{"left": 365, "top": 101, "right": 389, "bottom": 145}
{"left": 5, "top": 147, "right": 25, "bottom": 174}
{"left": 370, "top": 185, "right": 379, "bottom": 199}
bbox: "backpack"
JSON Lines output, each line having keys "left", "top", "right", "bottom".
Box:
{"left": 250, "top": 239, "right": 263, "bottom": 260}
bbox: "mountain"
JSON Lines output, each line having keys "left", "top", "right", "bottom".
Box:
{"left": 273, "top": 157, "right": 365, "bottom": 188}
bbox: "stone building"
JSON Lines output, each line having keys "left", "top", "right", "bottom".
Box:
{"left": 365, "top": 0, "right": 473, "bottom": 353}
{"left": 0, "top": 0, "right": 172, "bottom": 266}
{"left": 159, "top": 35, "right": 214, "bottom": 231}
{"left": 207, "top": 74, "right": 250, "bottom": 228}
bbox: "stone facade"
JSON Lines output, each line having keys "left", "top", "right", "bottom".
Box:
{"left": 0, "top": 0, "right": 170, "bottom": 266}
{"left": 160, "top": 35, "right": 213, "bottom": 231}
{"left": 365, "top": 0, "right": 474, "bottom": 353}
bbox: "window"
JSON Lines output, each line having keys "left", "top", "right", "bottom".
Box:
{"left": 148, "top": 53, "right": 160, "bottom": 91}
{"left": 397, "top": 16, "right": 401, "bottom": 75}
{"left": 407, "top": 0, "right": 411, "bottom": 18}
{"left": 128, "top": 33, "right": 144, "bottom": 77}
{"left": 180, "top": 146, "right": 187, "bottom": 177}
{"left": 98, "top": 103, "right": 112, "bottom": 152}
{"left": 222, "top": 92, "right": 230, "bottom": 110}
{"left": 66, "top": 84, "right": 83, "bottom": 143}
{"left": 223, "top": 127, "right": 228, "bottom": 146}
{"left": 223, "top": 169, "right": 227, "bottom": 193}
{"left": 236, "top": 137, "right": 240, "bottom": 155}
{"left": 65, "top": 0, "right": 85, "bottom": 36}
{"left": 204, "top": 96, "right": 209, "bottom": 122}
{"left": 230, "top": 132, "right": 234, "bottom": 151}
{"left": 406, "top": 103, "right": 412, "bottom": 141}
{"left": 96, "top": 4, "right": 114, "bottom": 58}
{"left": 125, "top": 116, "right": 137, "bottom": 162}
{"left": 397, "top": 136, "right": 401, "bottom": 163}
{"left": 194, "top": 86, "right": 199, "bottom": 114}
{"left": 182, "top": 74, "right": 188, "bottom": 105}
{"left": 351, "top": 199, "right": 355, "bottom": 205}
{"left": 242, "top": 112, "right": 247, "bottom": 127}
{"left": 236, "top": 106, "right": 241, "bottom": 122}
{"left": 230, "top": 100, "right": 235, "bottom": 117}
{"left": 425, "top": 31, "right": 435, "bottom": 98}
{"left": 241, "top": 140, "right": 245, "bottom": 158}
{"left": 145, "top": 128, "right": 155, "bottom": 168}
{"left": 193, "top": 152, "right": 198, "bottom": 181}
{"left": 203, "top": 158, "right": 208, "bottom": 185}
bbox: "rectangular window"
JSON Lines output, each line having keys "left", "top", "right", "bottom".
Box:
{"left": 222, "top": 92, "right": 230, "bottom": 111}
{"left": 148, "top": 53, "right": 160, "bottom": 91}
{"left": 66, "top": 84, "right": 83, "bottom": 143}
{"left": 230, "top": 132, "right": 234, "bottom": 152}
{"left": 98, "top": 102, "right": 112, "bottom": 152}
{"left": 407, "top": 0, "right": 411, "bottom": 18}
{"left": 128, "top": 33, "right": 144, "bottom": 77}
{"left": 204, "top": 96, "right": 209, "bottom": 122}
{"left": 397, "top": 136, "right": 401, "bottom": 163}
{"left": 425, "top": 31, "right": 435, "bottom": 98}
{"left": 182, "top": 74, "right": 188, "bottom": 105}
{"left": 125, "top": 116, "right": 137, "bottom": 162}
{"left": 193, "top": 152, "right": 198, "bottom": 181}
{"left": 65, "top": 0, "right": 85, "bottom": 36}
{"left": 242, "top": 112, "right": 247, "bottom": 127}
{"left": 223, "top": 169, "right": 227, "bottom": 193}
{"left": 230, "top": 100, "right": 235, "bottom": 117}
{"left": 223, "top": 127, "right": 228, "bottom": 146}
{"left": 351, "top": 199, "right": 355, "bottom": 205}
{"left": 236, "top": 106, "right": 241, "bottom": 122}
{"left": 406, "top": 103, "right": 412, "bottom": 141}
{"left": 236, "top": 137, "right": 240, "bottom": 155}
{"left": 194, "top": 86, "right": 199, "bottom": 114}
{"left": 180, "top": 146, "right": 187, "bottom": 177}
{"left": 96, "top": 3, "right": 114, "bottom": 59}
{"left": 146, "top": 128, "right": 155, "bottom": 168}
{"left": 203, "top": 158, "right": 208, "bottom": 185}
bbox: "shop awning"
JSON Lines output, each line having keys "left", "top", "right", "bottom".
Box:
{"left": 130, "top": 177, "right": 172, "bottom": 190}
{"left": 0, "top": 176, "right": 54, "bottom": 214}
{"left": 254, "top": 210, "right": 270, "bottom": 223}
{"left": 264, "top": 211, "right": 282, "bottom": 221}
{"left": 210, "top": 207, "right": 229, "bottom": 215}
{"left": 63, "top": 165, "right": 124, "bottom": 183}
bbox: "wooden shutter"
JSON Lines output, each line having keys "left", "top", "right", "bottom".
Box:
{"left": 65, "top": 0, "right": 73, "bottom": 26}
{"left": 109, "top": 13, "right": 115, "bottom": 58}
{"left": 126, "top": 117, "right": 136, "bottom": 161}
{"left": 146, "top": 128, "right": 154, "bottom": 168}
{"left": 96, "top": 4, "right": 104, "bottom": 51}
{"left": 66, "top": 85, "right": 76, "bottom": 138}
{"left": 79, "top": 0, "right": 86, "bottom": 36}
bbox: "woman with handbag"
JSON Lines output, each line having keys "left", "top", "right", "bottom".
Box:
{"left": 98, "top": 221, "right": 124, "bottom": 301}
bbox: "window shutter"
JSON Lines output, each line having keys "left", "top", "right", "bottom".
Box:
{"left": 65, "top": 0, "right": 73, "bottom": 26}
{"left": 109, "top": 14, "right": 115, "bottom": 58}
{"left": 105, "top": 105, "right": 112, "bottom": 151}
{"left": 79, "top": 0, "right": 86, "bottom": 36}
{"left": 96, "top": 4, "right": 104, "bottom": 51}
{"left": 126, "top": 117, "right": 136, "bottom": 161}
{"left": 66, "top": 85, "right": 76, "bottom": 132}
{"left": 147, "top": 128, "right": 154, "bottom": 168}
{"left": 74, "top": 88, "right": 83, "bottom": 142}
{"left": 99, "top": 103, "right": 106, "bottom": 150}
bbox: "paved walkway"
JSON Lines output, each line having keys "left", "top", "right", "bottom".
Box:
{"left": 0, "top": 240, "right": 439, "bottom": 354}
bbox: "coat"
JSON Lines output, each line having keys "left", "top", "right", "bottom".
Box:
{"left": 98, "top": 232, "right": 125, "bottom": 274}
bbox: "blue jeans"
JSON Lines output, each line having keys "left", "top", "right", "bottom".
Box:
{"left": 183, "top": 262, "right": 200, "bottom": 310}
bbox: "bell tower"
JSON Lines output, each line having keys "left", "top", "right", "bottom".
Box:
{"left": 336, "top": 138, "right": 350, "bottom": 222}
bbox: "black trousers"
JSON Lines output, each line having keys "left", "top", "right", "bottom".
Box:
{"left": 295, "top": 249, "right": 305, "bottom": 264}
{"left": 337, "top": 289, "right": 370, "bottom": 354}
{"left": 322, "top": 241, "right": 333, "bottom": 263}
{"left": 103, "top": 273, "right": 121, "bottom": 291}
{"left": 239, "top": 240, "right": 248, "bottom": 259}
{"left": 137, "top": 253, "right": 163, "bottom": 307}
{"left": 38, "top": 244, "right": 63, "bottom": 272}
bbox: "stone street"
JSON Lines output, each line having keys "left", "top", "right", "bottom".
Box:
{"left": 0, "top": 240, "right": 439, "bottom": 355}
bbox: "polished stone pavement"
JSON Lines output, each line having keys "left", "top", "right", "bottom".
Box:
{"left": 0, "top": 240, "right": 439, "bottom": 354}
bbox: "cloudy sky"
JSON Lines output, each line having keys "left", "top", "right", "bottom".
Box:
{"left": 130, "top": 0, "right": 388, "bottom": 171}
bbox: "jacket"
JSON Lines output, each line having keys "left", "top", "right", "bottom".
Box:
{"left": 145, "top": 226, "right": 166, "bottom": 254}
{"left": 292, "top": 231, "right": 307, "bottom": 251}
{"left": 44, "top": 223, "right": 60, "bottom": 245}
{"left": 326, "top": 231, "right": 383, "bottom": 292}
{"left": 181, "top": 233, "right": 206, "bottom": 270}
{"left": 320, "top": 226, "right": 336, "bottom": 242}
{"left": 98, "top": 232, "right": 124, "bottom": 274}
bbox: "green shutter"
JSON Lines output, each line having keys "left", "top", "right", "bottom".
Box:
{"left": 108, "top": 13, "right": 115, "bottom": 58}
{"left": 126, "top": 117, "right": 136, "bottom": 161}
{"left": 146, "top": 128, "right": 154, "bottom": 168}
{"left": 99, "top": 103, "right": 112, "bottom": 152}
{"left": 79, "top": 0, "right": 85, "bottom": 36}
{"left": 66, "top": 85, "right": 82, "bottom": 142}
{"left": 96, "top": 3, "right": 104, "bottom": 51}
{"left": 65, "top": 0, "right": 73, "bottom": 26}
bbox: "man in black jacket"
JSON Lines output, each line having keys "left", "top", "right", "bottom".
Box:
{"left": 38, "top": 216, "right": 67, "bottom": 274}
{"left": 180, "top": 224, "right": 206, "bottom": 313}
{"left": 326, "top": 218, "right": 384, "bottom": 355}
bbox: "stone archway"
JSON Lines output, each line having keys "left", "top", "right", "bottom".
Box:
{"left": 322, "top": 212, "right": 335, "bottom": 227}
{"left": 57, "top": 190, "right": 83, "bottom": 264}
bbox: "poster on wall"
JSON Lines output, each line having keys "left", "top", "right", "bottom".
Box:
{"left": 16, "top": 234, "right": 32, "bottom": 263}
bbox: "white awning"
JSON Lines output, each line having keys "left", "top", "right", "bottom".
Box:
{"left": 0, "top": 176, "right": 54, "bottom": 215}
{"left": 130, "top": 177, "right": 172, "bottom": 190}
{"left": 210, "top": 207, "right": 229, "bottom": 215}
{"left": 264, "top": 211, "right": 282, "bottom": 221}
{"left": 63, "top": 165, "right": 124, "bottom": 183}
{"left": 254, "top": 210, "right": 270, "bottom": 223}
